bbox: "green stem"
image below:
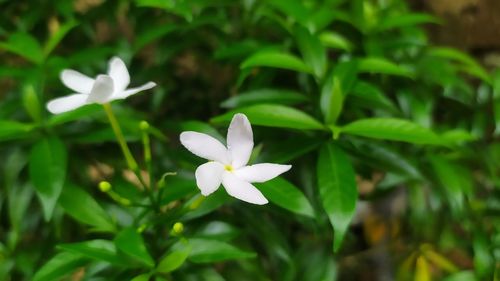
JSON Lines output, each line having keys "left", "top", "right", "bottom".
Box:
{"left": 103, "top": 104, "right": 159, "bottom": 212}
{"left": 141, "top": 125, "right": 153, "bottom": 190}
{"left": 102, "top": 103, "right": 138, "bottom": 171}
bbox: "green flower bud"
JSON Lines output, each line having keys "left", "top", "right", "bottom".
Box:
{"left": 172, "top": 222, "right": 184, "bottom": 234}
{"left": 139, "top": 121, "right": 150, "bottom": 131}
{"left": 98, "top": 181, "right": 112, "bottom": 192}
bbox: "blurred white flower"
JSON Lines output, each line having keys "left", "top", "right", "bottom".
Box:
{"left": 47, "top": 57, "right": 156, "bottom": 114}
{"left": 180, "top": 113, "right": 292, "bottom": 205}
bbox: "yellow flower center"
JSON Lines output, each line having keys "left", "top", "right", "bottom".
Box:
{"left": 224, "top": 165, "right": 234, "bottom": 172}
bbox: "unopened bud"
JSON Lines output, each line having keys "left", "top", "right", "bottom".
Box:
{"left": 98, "top": 181, "right": 111, "bottom": 192}
{"left": 137, "top": 224, "right": 147, "bottom": 233}
{"left": 172, "top": 222, "right": 184, "bottom": 235}
{"left": 139, "top": 121, "right": 150, "bottom": 131}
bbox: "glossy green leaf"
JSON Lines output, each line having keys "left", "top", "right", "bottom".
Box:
{"left": 321, "top": 75, "right": 343, "bottom": 124}
{"left": 211, "top": 104, "right": 325, "bottom": 130}
{"left": 115, "top": 228, "right": 155, "bottom": 267}
{"left": 58, "top": 240, "right": 127, "bottom": 266}
{"left": 255, "top": 177, "right": 314, "bottom": 218}
{"left": 268, "top": 0, "right": 309, "bottom": 24}
{"left": 294, "top": 25, "right": 327, "bottom": 78}
{"left": 317, "top": 142, "right": 358, "bottom": 252}
{"left": 350, "top": 81, "right": 397, "bottom": 111}
{"left": 32, "top": 252, "right": 87, "bottom": 281}
{"left": 0, "top": 32, "right": 43, "bottom": 64}
{"left": 193, "top": 221, "right": 241, "bottom": 241}
{"left": 241, "top": 51, "right": 312, "bottom": 74}
{"left": 376, "top": 13, "right": 439, "bottom": 31}
{"left": 358, "top": 57, "right": 414, "bottom": 78}
{"left": 157, "top": 243, "right": 191, "bottom": 273}
{"left": 349, "top": 140, "right": 422, "bottom": 179}
{"left": 428, "top": 47, "right": 490, "bottom": 83}
{"left": 319, "top": 31, "right": 353, "bottom": 52}
{"left": 44, "top": 20, "right": 78, "bottom": 57}
{"left": 0, "top": 120, "right": 34, "bottom": 142}
{"left": 186, "top": 238, "right": 256, "bottom": 263}
{"left": 59, "top": 184, "right": 116, "bottom": 232}
{"left": 29, "top": 137, "right": 67, "bottom": 221}
{"left": 221, "top": 88, "right": 308, "bottom": 108}
{"left": 131, "top": 273, "right": 152, "bottom": 281}
{"left": 340, "top": 118, "right": 442, "bottom": 144}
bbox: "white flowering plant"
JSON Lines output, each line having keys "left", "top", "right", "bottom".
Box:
{"left": 0, "top": 1, "right": 498, "bottom": 281}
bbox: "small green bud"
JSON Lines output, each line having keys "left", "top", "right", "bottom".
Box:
{"left": 137, "top": 224, "right": 147, "bottom": 233}
{"left": 119, "top": 198, "right": 131, "bottom": 206}
{"left": 98, "top": 181, "right": 112, "bottom": 192}
{"left": 172, "top": 222, "right": 184, "bottom": 234}
{"left": 139, "top": 121, "right": 150, "bottom": 131}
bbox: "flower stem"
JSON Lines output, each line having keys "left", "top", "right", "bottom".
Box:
{"left": 102, "top": 103, "right": 139, "bottom": 171}
{"left": 102, "top": 103, "right": 159, "bottom": 212}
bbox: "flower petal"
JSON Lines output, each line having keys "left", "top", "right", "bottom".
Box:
{"left": 112, "top": 81, "right": 156, "bottom": 100}
{"left": 180, "top": 131, "right": 230, "bottom": 164}
{"left": 222, "top": 172, "right": 268, "bottom": 205}
{"left": 46, "top": 93, "right": 89, "bottom": 114}
{"left": 108, "top": 57, "right": 130, "bottom": 93}
{"left": 86, "top": 75, "right": 114, "bottom": 103}
{"left": 227, "top": 113, "right": 253, "bottom": 168}
{"left": 234, "top": 163, "right": 292, "bottom": 183}
{"left": 195, "top": 162, "right": 225, "bottom": 196}
{"left": 60, "top": 69, "right": 94, "bottom": 94}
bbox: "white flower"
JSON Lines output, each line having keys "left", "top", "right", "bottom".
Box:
{"left": 46, "top": 57, "right": 156, "bottom": 114}
{"left": 180, "top": 113, "right": 292, "bottom": 205}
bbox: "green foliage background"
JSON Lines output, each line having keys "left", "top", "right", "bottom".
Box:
{"left": 0, "top": 0, "right": 499, "bottom": 280}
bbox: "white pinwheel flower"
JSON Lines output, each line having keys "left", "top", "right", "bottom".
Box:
{"left": 180, "top": 113, "right": 292, "bottom": 205}
{"left": 46, "top": 57, "right": 156, "bottom": 114}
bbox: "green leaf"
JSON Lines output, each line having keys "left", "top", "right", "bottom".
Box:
{"left": 358, "top": 57, "right": 414, "bottom": 78}
{"left": 29, "top": 137, "right": 67, "bottom": 221}
{"left": 429, "top": 156, "right": 467, "bottom": 213}
{"left": 294, "top": 25, "right": 327, "bottom": 78}
{"left": 320, "top": 83, "right": 339, "bottom": 125}
{"left": 58, "top": 240, "right": 127, "bottom": 266}
{"left": 319, "top": 31, "right": 353, "bottom": 52}
{"left": 340, "top": 118, "right": 442, "bottom": 145}
{"left": 349, "top": 140, "right": 422, "bottom": 179}
{"left": 241, "top": 51, "right": 312, "bottom": 74}
{"left": 157, "top": 243, "right": 191, "bottom": 273}
{"left": 376, "top": 13, "right": 440, "bottom": 31}
{"left": 428, "top": 47, "right": 491, "bottom": 83}
{"left": 255, "top": 177, "right": 315, "bottom": 218}
{"left": 115, "top": 228, "right": 155, "bottom": 268}
{"left": 59, "top": 184, "right": 116, "bottom": 232}
{"left": 442, "top": 271, "right": 478, "bottom": 281}
{"left": 32, "top": 252, "right": 87, "bottom": 281}
{"left": 211, "top": 104, "right": 325, "bottom": 130}
{"left": 0, "top": 32, "right": 44, "bottom": 64}
{"left": 47, "top": 104, "right": 102, "bottom": 126}
{"left": 186, "top": 238, "right": 256, "bottom": 263}
{"left": 268, "top": 0, "right": 310, "bottom": 24}
{"left": 350, "top": 81, "right": 397, "bottom": 112}
{"left": 131, "top": 273, "right": 152, "bottom": 281}
{"left": 193, "top": 221, "right": 241, "bottom": 241}
{"left": 221, "top": 88, "right": 308, "bottom": 108}
{"left": 0, "top": 120, "right": 34, "bottom": 142}
{"left": 44, "top": 20, "right": 78, "bottom": 57}
{"left": 317, "top": 142, "right": 358, "bottom": 252}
